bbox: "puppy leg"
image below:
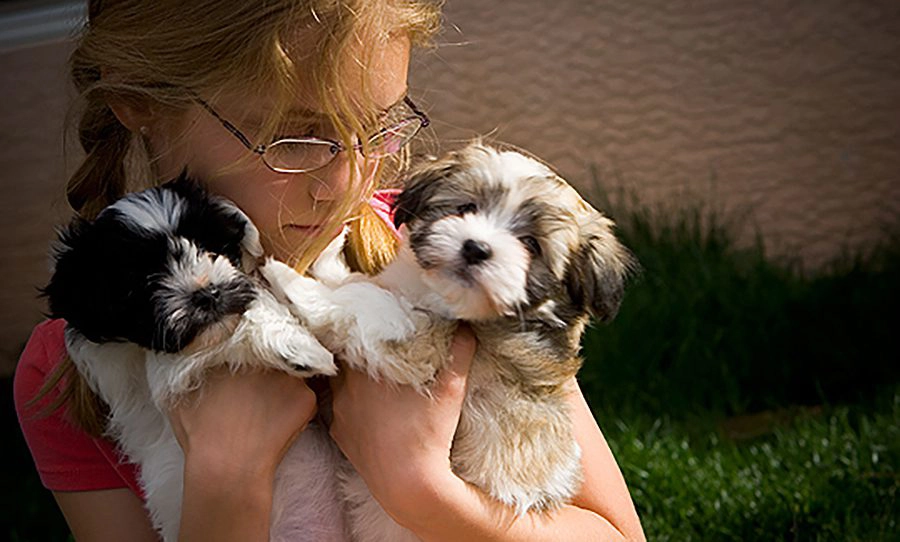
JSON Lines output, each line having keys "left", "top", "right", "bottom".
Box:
{"left": 260, "top": 258, "right": 350, "bottom": 334}
{"left": 262, "top": 259, "right": 439, "bottom": 386}
{"left": 240, "top": 290, "right": 337, "bottom": 377}
{"left": 454, "top": 390, "right": 582, "bottom": 515}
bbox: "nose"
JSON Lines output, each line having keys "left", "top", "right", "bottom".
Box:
{"left": 308, "top": 154, "right": 355, "bottom": 203}
{"left": 191, "top": 285, "right": 220, "bottom": 311}
{"left": 461, "top": 239, "right": 493, "bottom": 265}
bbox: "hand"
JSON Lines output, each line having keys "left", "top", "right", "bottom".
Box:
{"left": 328, "top": 324, "right": 477, "bottom": 520}
{"left": 167, "top": 368, "right": 318, "bottom": 482}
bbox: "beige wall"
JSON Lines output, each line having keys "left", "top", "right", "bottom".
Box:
{"left": 2, "top": 0, "right": 899, "bottom": 373}
{"left": 409, "top": 0, "right": 900, "bottom": 266}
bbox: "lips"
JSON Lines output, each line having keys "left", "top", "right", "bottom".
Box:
{"left": 285, "top": 224, "right": 324, "bottom": 232}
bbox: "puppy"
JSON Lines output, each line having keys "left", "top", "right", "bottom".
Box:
{"left": 45, "top": 175, "right": 343, "bottom": 541}
{"left": 263, "top": 141, "right": 635, "bottom": 541}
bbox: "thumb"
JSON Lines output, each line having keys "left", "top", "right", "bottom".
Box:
{"left": 435, "top": 323, "right": 477, "bottom": 397}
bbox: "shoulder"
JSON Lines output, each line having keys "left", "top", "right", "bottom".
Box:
{"left": 14, "top": 319, "right": 142, "bottom": 496}
{"left": 14, "top": 319, "right": 67, "bottom": 395}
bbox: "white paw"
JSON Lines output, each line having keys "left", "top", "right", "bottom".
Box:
{"left": 267, "top": 324, "right": 337, "bottom": 377}
{"left": 259, "top": 258, "right": 303, "bottom": 297}
{"left": 260, "top": 259, "right": 331, "bottom": 316}
{"left": 331, "top": 282, "right": 415, "bottom": 343}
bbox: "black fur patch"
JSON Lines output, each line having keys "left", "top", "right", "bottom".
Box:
{"left": 44, "top": 174, "right": 258, "bottom": 353}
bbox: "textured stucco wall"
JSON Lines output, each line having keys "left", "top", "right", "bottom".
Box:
{"left": 409, "top": 0, "right": 900, "bottom": 266}
{"left": 2, "top": 0, "right": 899, "bottom": 373}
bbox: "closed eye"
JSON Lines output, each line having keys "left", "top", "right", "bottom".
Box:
{"left": 520, "top": 235, "right": 541, "bottom": 256}
{"left": 456, "top": 202, "right": 478, "bottom": 215}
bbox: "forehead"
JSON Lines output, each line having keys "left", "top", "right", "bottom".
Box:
{"left": 215, "top": 34, "right": 411, "bottom": 124}
{"left": 290, "top": 33, "right": 412, "bottom": 115}
{"left": 434, "top": 149, "right": 581, "bottom": 213}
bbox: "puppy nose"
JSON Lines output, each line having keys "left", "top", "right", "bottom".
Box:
{"left": 191, "top": 285, "right": 220, "bottom": 311}
{"left": 462, "top": 239, "right": 493, "bottom": 265}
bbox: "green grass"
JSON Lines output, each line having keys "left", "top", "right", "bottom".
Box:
{"left": 573, "top": 185, "right": 900, "bottom": 540}
{"left": 578, "top": 187, "right": 900, "bottom": 419}
{"left": 599, "top": 395, "right": 899, "bottom": 541}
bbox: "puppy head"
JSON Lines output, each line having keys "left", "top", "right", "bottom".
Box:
{"left": 45, "top": 176, "right": 259, "bottom": 352}
{"left": 393, "top": 142, "right": 634, "bottom": 323}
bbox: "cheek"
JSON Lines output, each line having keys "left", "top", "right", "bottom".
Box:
{"left": 202, "top": 172, "right": 290, "bottom": 242}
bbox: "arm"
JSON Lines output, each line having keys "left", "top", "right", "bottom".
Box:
{"left": 329, "top": 328, "right": 645, "bottom": 542}
{"left": 53, "top": 488, "right": 159, "bottom": 542}
{"left": 40, "top": 371, "right": 315, "bottom": 542}
{"left": 168, "top": 368, "right": 319, "bottom": 542}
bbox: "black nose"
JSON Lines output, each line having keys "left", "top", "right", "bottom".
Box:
{"left": 191, "top": 285, "right": 220, "bottom": 311}
{"left": 461, "top": 239, "right": 493, "bottom": 265}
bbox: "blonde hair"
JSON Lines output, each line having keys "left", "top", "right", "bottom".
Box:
{"left": 35, "top": 0, "right": 442, "bottom": 434}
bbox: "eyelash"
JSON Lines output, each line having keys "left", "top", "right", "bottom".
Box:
{"left": 456, "top": 203, "right": 477, "bottom": 215}
{"left": 520, "top": 235, "right": 541, "bottom": 256}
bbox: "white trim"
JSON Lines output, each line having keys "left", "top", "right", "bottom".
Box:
{"left": 0, "top": 1, "right": 86, "bottom": 53}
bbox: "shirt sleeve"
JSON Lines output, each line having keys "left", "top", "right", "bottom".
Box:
{"left": 370, "top": 189, "right": 401, "bottom": 238}
{"left": 14, "top": 319, "right": 142, "bottom": 496}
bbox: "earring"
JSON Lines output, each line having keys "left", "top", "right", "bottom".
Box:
{"left": 139, "top": 126, "right": 149, "bottom": 136}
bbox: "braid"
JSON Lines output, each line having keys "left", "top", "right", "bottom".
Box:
{"left": 67, "top": 100, "right": 132, "bottom": 219}
{"left": 345, "top": 203, "right": 399, "bottom": 275}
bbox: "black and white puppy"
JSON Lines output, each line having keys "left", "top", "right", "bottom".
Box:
{"left": 45, "top": 175, "right": 342, "bottom": 541}
{"left": 263, "top": 141, "right": 636, "bottom": 542}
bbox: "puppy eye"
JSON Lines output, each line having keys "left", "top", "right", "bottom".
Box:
{"left": 456, "top": 203, "right": 477, "bottom": 215}
{"left": 520, "top": 235, "right": 542, "bottom": 256}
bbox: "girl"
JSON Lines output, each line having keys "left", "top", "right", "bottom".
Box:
{"left": 14, "top": 0, "right": 646, "bottom": 540}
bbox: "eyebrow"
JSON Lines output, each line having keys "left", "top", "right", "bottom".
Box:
{"left": 283, "top": 88, "right": 409, "bottom": 119}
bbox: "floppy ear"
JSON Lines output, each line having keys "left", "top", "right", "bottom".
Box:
{"left": 43, "top": 217, "right": 92, "bottom": 322}
{"left": 564, "top": 216, "right": 636, "bottom": 322}
{"left": 43, "top": 214, "right": 161, "bottom": 345}
{"left": 393, "top": 157, "right": 460, "bottom": 228}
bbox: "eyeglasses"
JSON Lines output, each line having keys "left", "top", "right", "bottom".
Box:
{"left": 196, "top": 96, "right": 430, "bottom": 174}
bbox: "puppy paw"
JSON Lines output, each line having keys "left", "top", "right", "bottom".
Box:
{"left": 259, "top": 259, "right": 335, "bottom": 324}
{"left": 268, "top": 325, "right": 337, "bottom": 377}
{"left": 259, "top": 259, "right": 304, "bottom": 298}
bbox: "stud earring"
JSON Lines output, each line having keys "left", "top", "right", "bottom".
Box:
{"left": 139, "top": 126, "right": 149, "bottom": 136}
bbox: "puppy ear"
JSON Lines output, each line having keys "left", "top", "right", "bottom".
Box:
{"left": 43, "top": 214, "right": 157, "bottom": 345}
{"left": 43, "top": 217, "right": 92, "bottom": 322}
{"left": 393, "top": 157, "right": 460, "bottom": 228}
{"left": 564, "top": 216, "right": 636, "bottom": 322}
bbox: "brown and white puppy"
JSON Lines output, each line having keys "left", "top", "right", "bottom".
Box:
{"left": 263, "top": 141, "right": 635, "bottom": 542}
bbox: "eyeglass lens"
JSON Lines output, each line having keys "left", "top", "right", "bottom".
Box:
{"left": 264, "top": 116, "right": 424, "bottom": 172}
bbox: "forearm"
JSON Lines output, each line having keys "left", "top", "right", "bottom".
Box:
{"left": 395, "top": 472, "right": 633, "bottom": 542}
{"left": 177, "top": 459, "right": 275, "bottom": 542}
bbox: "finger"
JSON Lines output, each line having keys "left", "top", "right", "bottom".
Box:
{"left": 447, "top": 322, "right": 477, "bottom": 375}
{"left": 328, "top": 357, "right": 350, "bottom": 392}
{"left": 434, "top": 323, "right": 477, "bottom": 397}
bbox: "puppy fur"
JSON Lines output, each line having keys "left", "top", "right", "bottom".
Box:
{"left": 45, "top": 175, "right": 342, "bottom": 541}
{"left": 264, "top": 141, "right": 635, "bottom": 541}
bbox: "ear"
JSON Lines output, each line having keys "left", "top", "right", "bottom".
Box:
{"left": 392, "top": 157, "right": 460, "bottom": 228}
{"left": 106, "top": 96, "right": 156, "bottom": 135}
{"left": 564, "top": 216, "right": 636, "bottom": 322}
